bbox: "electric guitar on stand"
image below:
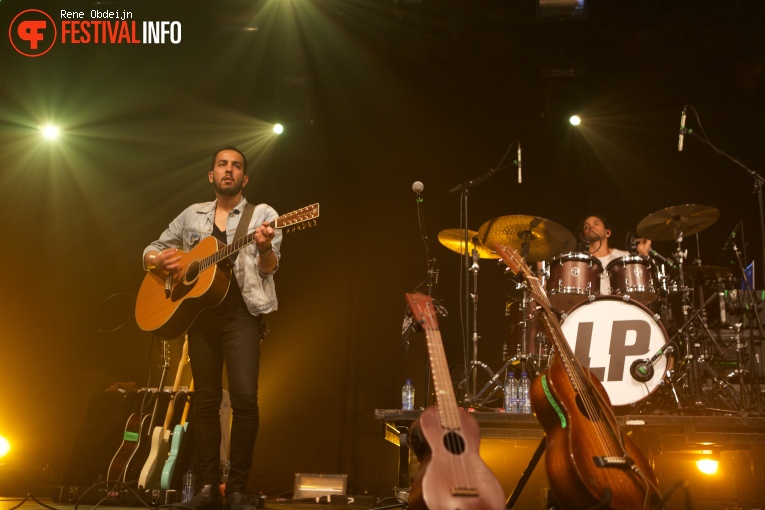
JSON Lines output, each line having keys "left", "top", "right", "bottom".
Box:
{"left": 492, "top": 242, "right": 663, "bottom": 509}
{"left": 404, "top": 292, "right": 505, "bottom": 510}
{"left": 135, "top": 203, "right": 319, "bottom": 339}
{"left": 161, "top": 379, "right": 193, "bottom": 490}
{"left": 139, "top": 336, "right": 190, "bottom": 489}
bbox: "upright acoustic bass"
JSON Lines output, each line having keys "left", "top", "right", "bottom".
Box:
{"left": 405, "top": 292, "right": 505, "bottom": 510}
{"left": 136, "top": 203, "right": 319, "bottom": 339}
{"left": 492, "top": 243, "right": 663, "bottom": 510}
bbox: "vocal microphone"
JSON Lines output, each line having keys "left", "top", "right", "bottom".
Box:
{"left": 630, "top": 358, "right": 654, "bottom": 383}
{"left": 517, "top": 142, "right": 522, "bottom": 184}
{"left": 677, "top": 107, "right": 687, "bottom": 152}
{"left": 722, "top": 223, "right": 739, "bottom": 252}
{"left": 649, "top": 248, "right": 677, "bottom": 269}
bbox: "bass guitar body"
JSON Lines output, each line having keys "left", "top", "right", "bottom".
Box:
{"left": 409, "top": 406, "right": 505, "bottom": 510}
{"left": 532, "top": 361, "right": 662, "bottom": 510}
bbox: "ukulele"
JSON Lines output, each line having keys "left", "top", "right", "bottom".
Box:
{"left": 404, "top": 292, "right": 505, "bottom": 510}
{"left": 135, "top": 203, "right": 319, "bottom": 339}
{"left": 492, "top": 243, "right": 663, "bottom": 510}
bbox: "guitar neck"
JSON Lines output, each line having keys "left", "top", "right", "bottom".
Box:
{"left": 197, "top": 203, "right": 318, "bottom": 272}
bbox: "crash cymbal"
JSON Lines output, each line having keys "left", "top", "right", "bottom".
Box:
{"left": 671, "top": 265, "right": 733, "bottom": 282}
{"left": 437, "top": 229, "right": 499, "bottom": 259}
{"left": 636, "top": 204, "right": 720, "bottom": 241}
{"left": 477, "top": 215, "right": 576, "bottom": 262}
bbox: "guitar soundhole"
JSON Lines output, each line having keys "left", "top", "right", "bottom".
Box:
{"left": 185, "top": 262, "right": 200, "bottom": 283}
{"left": 443, "top": 431, "right": 466, "bottom": 455}
{"left": 575, "top": 391, "right": 602, "bottom": 422}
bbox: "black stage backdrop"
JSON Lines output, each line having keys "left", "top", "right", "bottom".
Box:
{"left": 0, "top": 0, "right": 763, "bottom": 497}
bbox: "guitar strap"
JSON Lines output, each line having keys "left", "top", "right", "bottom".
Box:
{"left": 234, "top": 202, "right": 256, "bottom": 244}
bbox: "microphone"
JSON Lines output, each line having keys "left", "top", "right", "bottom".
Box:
{"left": 677, "top": 107, "right": 687, "bottom": 152}
{"left": 649, "top": 249, "right": 677, "bottom": 269}
{"left": 722, "top": 224, "right": 738, "bottom": 252}
{"left": 630, "top": 358, "right": 654, "bottom": 383}
{"left": 517, "top": 142, "right": 522, "bottom": 184}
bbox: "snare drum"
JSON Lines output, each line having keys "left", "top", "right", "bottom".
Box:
{"left": 606, "top": 255, "right": 658, "bottom": 305}
{"left": 546, "top": 252, "right": 603, "bottom": 311}
{"left": 560, "top": 295, "right": 671, "bottom": 408}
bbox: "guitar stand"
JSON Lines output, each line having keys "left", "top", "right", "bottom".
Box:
{"left": 506, "top": 438, "right": 613, "bottom": 510}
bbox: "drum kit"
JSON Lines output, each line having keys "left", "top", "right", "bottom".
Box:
{"left": 438, "top": 204, "right": 763, "bottom": 414}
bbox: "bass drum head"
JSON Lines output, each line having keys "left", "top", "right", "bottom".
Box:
{"left": 559, "top": 295, "right": 670, "bottom": 408}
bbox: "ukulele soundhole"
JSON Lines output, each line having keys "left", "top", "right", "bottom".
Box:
{"left": 443, "top": 431, "right": 466, "bottom": 455}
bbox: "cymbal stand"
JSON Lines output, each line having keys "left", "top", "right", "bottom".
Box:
{"left": 668, "top": 219, "right": 711, "bottom": 408}
{"left": 469, "top": 245, "right": 481, "bottom": 402}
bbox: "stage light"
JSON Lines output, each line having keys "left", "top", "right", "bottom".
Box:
{"left": 41, "top": 124, "right": 60, "bottom": 140}
{"left": 569, "top": 115, "right": 582, "bottom": 126}
{"left": 273, "top": 123, "right": 284, "bottom": 135}
{"left": 696, "top": 458, "right": 719, "bottom": 475}
{"left": 0, "top": 436, "right": 11, "bottom": 458}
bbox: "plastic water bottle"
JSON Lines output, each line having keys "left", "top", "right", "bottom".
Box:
{"left": 182, "top": 467, "right": 195, "bottom": 503}
{"left": 402, "top": 380, "right": 415, "bottom": 410}
{"left": 504, "top": 372, "right": 518, "bottom": 414}
{"left": 519, "top": 372, "right": 531, "bottom": 414}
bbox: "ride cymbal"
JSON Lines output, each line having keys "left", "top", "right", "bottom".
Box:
{"left": 437, "top": 229, "right": 499, "bottom": 259}
{"left": 636, "top": 204, "right": 719, "bottom": 241}
{"left": 477, "top": 215, "right": 576, "bottom": 262}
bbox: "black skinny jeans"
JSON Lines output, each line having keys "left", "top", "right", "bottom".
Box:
{"left": 188, "top": 305, "right": 262, "bottom": 494}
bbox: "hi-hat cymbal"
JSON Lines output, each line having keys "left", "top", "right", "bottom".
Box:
{"left": 437, "top": 229, "right": 499, "bottom": 259}
{"left": 477, "top": 215, "right": 576, "bottom": 262}
{"left": 637, "top": 204, "right": 720, "bottom": 241}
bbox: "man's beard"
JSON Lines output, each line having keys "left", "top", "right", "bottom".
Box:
{"left": 214, "top": 178, "right": 244, "bottom": 196}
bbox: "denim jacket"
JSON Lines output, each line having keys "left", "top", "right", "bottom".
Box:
{"left": 143, "top": 197, "right": 282, "bottom": 316}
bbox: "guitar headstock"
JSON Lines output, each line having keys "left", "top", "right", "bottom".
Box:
{"left": 274, "top": 203, "right": 320, "bottom": 232}
{"left": 491, "top": 242, "right": 534, "bottom": 279}
{"left": 491, "top": 242, "right": 551, "bottom": 309}
{"left": 405, "top": 292, "right": 439, "bottom": 332}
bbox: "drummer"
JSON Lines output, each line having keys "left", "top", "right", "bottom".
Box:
{"left": 582, "top": 215, "right": 651, "bottom": 296}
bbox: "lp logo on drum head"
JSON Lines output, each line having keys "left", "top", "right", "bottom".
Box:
{"left": 560, "top": 296, "right": 670, "bottom": 408}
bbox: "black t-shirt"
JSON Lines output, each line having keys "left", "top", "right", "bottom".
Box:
{"left": 205, "top": 222, "right": 249, "bottom": 317}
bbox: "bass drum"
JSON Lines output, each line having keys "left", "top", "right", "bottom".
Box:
{"left": 559, "top": 295, "right": 672, "bottom": 409}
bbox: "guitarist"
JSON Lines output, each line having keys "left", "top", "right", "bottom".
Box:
{"left": 142, "top": 146, "right": 280, "bottom": 510}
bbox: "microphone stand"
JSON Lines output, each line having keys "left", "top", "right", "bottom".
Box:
{"left": 688, "top": 126, "right": 765, "bottom": 289}
{"left": 415, "top": 189, "right": 442, "bottom": 408}
{"left": 449, "top": 166, "right": 501, "bottom": 405}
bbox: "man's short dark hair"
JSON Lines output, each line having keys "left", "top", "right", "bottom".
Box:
{"left": 580, "top": 214, "right": 611, "bottom": 232}
{"left": 211, "top": 146, "right": 248, "bottom": 174}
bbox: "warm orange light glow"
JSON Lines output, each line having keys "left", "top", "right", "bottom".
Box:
{"left": 696, "top": 458, "right": 719, "bottom": 475}
{"left": 0, "top": 436, "right": 11, "bottom": 458}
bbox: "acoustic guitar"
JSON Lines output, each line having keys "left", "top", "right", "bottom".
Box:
{"left": 404, "top": 292, "right": 505, "bottom": 510}
{"left": 492, "top": 243, "right": 663, "bottom": 510}
{"left": 136, "top": 203, "right": 319, "bottom": 339}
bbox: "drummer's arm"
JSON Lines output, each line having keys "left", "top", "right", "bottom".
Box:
{"left": 636, "top": 238, "right": 651, "bottom": 257}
